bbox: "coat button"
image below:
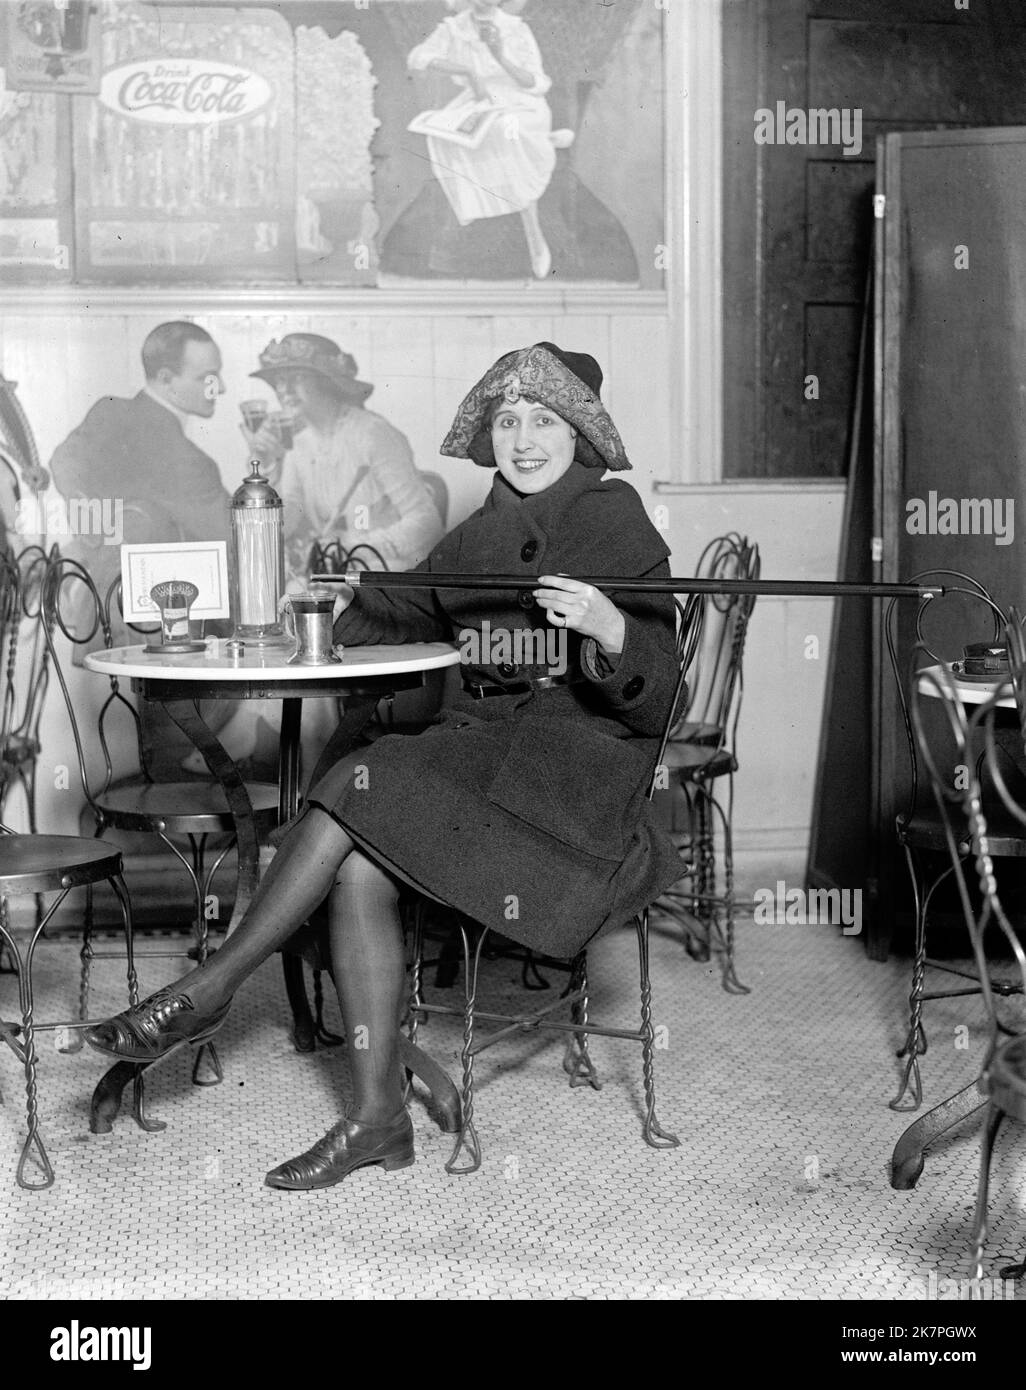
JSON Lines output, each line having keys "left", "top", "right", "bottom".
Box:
{"left": 498, "top": 662, "right": 519, "bottom": 678}
{"left": 623, "top": 676, "right": 645, "bottom": 699}
{"left": 521, "top": 540, "right": 538, "bottom": 562}
{"left": 518, "top": 589, "right": 535, "bottom": 610}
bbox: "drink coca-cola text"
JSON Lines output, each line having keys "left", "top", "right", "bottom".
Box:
{"left": 118, "top": 68, "right": 248, "bottom": 116}
{"left": 100, "top": 59, "right": 273, "bottom": 124}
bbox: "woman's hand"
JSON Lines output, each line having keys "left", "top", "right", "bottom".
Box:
{"left": 472, "top": 21, "right": 536, "bottom": 88}
{"left": 533, "top": 575, "right": 626, "bottom": 655}
{"left": 476, "top": 23, "right": 535, "bottom": 89}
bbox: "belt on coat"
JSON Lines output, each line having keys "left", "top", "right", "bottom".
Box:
{"left": 462, "top": 673, "right": 583, "bottom": 700}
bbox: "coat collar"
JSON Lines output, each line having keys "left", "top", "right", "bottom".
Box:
{"left": 453, "top": 460, "right": 669, "bottom": 581}
{"left": 484, "top": 460, "right": 601, "bottom": 522}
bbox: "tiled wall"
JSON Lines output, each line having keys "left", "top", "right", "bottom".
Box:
{"left": 0, "top": 304, "right": 844, "bottom": 907}
{"left": 1, "top": 306, "right": 671, "bottom": 532}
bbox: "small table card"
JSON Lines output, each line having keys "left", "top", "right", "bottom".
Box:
{"left": 121, "top": 541, "right": 229, "bottom": 624}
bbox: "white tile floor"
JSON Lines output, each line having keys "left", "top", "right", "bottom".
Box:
{"left": 1, "top": 914, "right": 1024, "bottom": 1301}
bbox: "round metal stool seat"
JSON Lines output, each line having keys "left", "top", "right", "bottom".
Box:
{"left": 0, "top": 835, "right": 123, "bottom": 894}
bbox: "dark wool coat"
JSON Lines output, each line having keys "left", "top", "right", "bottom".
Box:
{"left": 312, "top": 461, "right": 685, "bottom": 957}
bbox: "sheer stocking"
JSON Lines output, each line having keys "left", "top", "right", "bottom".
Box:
{"left": 173, "top": 805, "right": 353, "bottom": 1013}
{"left": 328, "top": 851, "right": 407, "bottom": 1124}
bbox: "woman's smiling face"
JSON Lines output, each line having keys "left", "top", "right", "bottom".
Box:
{"left": 490, "top": 397, "right": 577, "bottom": 495}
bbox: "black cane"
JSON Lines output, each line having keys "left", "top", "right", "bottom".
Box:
{"left": 310, "top": 571, "right": 944, "bottom": 600}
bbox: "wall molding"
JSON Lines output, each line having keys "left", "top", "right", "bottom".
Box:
{"left": 0, "top": 287, "right": 670, "bottom": 317}
{"left": 671, "top": 0, "right": 724, "bottom": 485}
{"left": 655, "top": 479, "right": 847, "bottom": 496}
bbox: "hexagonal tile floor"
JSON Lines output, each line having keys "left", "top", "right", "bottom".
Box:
{"left": 1, "top": 915, "right": 1023, "bottom": 1300}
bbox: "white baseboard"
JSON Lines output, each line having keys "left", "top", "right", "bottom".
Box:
{"left": 673, "top": 825, "right": 811, "bottom": 900}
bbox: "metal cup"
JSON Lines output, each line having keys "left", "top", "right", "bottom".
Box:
{"left": 282, "top": 589, "right": 341, "bottom": 665}
{"left": 240, "top": 399, "right": 269, "bottom": 432}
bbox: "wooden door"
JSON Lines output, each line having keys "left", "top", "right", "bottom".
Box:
{"left": 872, "top": 126, "right": 1026, "bottom": 953}
{"left": 723, "top": 0, "right": 1026, "bottom": 478}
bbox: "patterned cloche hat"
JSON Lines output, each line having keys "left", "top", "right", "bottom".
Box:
{"left": 251, "top": 333, "right": 373, "bottom": 401}
{"left": 440, "top": 342, "right": 631, "bottom": 471}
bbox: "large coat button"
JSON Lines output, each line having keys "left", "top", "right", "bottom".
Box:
{"left": 518, "top": 589, "right": 535, "bottom": 609}
{"left": 521, "top": 540, "right": 538, "bottom": 562}
{"left": 623, "top": 676, "right": 645, "bottom": 699}
{"left": 498, "top": 662, "right": 519, "bottom": 678}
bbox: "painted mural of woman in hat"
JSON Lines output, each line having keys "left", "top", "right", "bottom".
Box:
{"left": 243, "top": 332, "right": 444, "bottom": 580}
{"left": 87, "top": 343, "right": 685, "bottom": 1191}
{"left": 406, "top": 0, "right": 560, "bottom": 279}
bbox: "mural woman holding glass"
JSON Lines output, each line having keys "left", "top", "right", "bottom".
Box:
{"left": 408, "top": 0, "right": 559, "bottom": 279}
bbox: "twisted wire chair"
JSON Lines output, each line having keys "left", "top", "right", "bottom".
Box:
{"left": 655, "top": 533, "right": 759, "bottom": 994}
{"left": 0, "top": 544, "right": 56, "bottom": 834}
{"left": 405, "top": 594, "right": 703, "bottom": 1174}
{"left": 885, "top": 571, "right": 1023, "bottom": 1112}
{"left": 307, "top": 539, "right": 388, "bottom": 577}
{"left": 0, "top": 816, "right": 136, "bottom": 1189}
{"left": 910, "top": 618, "right": 1026, "bottom": 1281}
{"left": 0, "top": 549, "right": 25, "bottom": 816}
{"left": 40, "top": 557, "right": 279, "bottom": 1086}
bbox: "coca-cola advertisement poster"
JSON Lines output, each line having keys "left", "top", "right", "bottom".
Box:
{"left": 3, "top": 0, "right": 103, "bottom": 95}
{"left": 1, "top": 0, "right": 663, "bottom": 287}
{"left": 72, "top": 5, "right": 298, "bottom": 281}
{"left": 98, "top": 58, "right": 275, "bottom": 127}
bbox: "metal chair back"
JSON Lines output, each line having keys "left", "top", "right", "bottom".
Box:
{"left": 9, "top": 545, "right": 56, "bottom": 752}
{"left": 42, "top": 559, "right": 150, "bottom": 813}
{"left": 649, "top": 592, "right": 705, "bottom": 798}
{"left": 674, "top": 532, "right": 760, "bottom": 757}
{"left": 0, "top": 549, "right": 23, "bottom": 753}
{"left": 0, "top": 546, "right": 56, "bottom": 752}
{"left": 885, "top": 569, "right": 1006, "bottom": 827}
{"left": 910, "top": 640, "right": 1026, "bottom": 1068}
{"left": 406, "top": 588, "right": 692, "bottom": 1173}
{"left": 307, "top": 538, "right": 388, "bottom": 576}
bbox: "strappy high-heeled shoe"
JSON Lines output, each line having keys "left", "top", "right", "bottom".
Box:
{"left": 265, "top": 1110, "right": 414, "bottom": 1191}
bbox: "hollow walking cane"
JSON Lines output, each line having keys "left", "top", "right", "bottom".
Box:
{"left": 311, "top": 571, "right": 945, "bottom": 600}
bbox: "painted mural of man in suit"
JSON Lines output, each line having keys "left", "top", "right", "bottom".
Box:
{"left": 49, "top": 320, "right": 231, "bottom": 626}
{"left": 49, "top": 321, "right": 233, "bottom": 774}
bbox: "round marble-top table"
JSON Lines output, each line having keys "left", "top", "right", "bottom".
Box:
{"left": 85, "top": 639, "right": 460, "bottom": 934}
{"left": 916, "top": 663, "right": 1014, "bottom": 708}
{"left": 82, "top": 638, "right": 462, "bottom": 1134}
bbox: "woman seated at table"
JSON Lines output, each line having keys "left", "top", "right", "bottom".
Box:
{"left": 87, "top": 343, "right": 685, "bottom": 1191}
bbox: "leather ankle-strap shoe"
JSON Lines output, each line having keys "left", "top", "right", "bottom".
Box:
{"left": 265, "top": 1110, "right": 415, "bottom": 1191}
{"left": 85, "top": 987, "right": 230, "bottom": 1063}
